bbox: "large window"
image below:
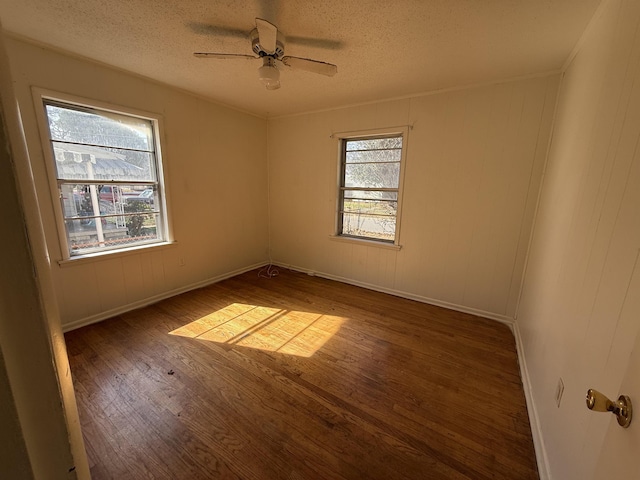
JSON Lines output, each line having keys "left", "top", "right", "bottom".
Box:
{"left": 38, "top": 94, "right": 169, "bottom": 258}
{"left": 337, "top": 131, "right": 406, "bottom": 244}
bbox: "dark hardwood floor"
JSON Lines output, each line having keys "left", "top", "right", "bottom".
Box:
{"left": 65, "top": 268, "right": 539, "bottom": 479}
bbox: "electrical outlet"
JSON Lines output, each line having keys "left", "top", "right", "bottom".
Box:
{"left": 179, "top": 257, "right": 185, "bottom": 267}
{"left": 555, "top": 377, "right": 564, "bottom": 408}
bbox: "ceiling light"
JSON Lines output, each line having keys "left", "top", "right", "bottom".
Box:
{"left": 258, "top": 57, "right": 280, "bottom": 90}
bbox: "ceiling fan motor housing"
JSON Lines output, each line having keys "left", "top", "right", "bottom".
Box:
{"left": 251, "top": 28, "right": 285, "bottom": 58}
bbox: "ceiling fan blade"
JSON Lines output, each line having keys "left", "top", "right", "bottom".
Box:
{"left": 255, "top": 18, "right": 278, "bottom": 54}
{"left": 194, "top": 53, "right": 257, "bottom": 60}
{"left": 281, "top": 56, "right": 338, "bottom": 76}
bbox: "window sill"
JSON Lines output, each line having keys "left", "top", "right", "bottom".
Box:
{"left": 57, "top": 241, "right": 177, "bottom": 268}
{"left": 329, "top": 235, "right": 402, "bottom": 251}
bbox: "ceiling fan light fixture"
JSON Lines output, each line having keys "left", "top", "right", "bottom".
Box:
{"left": 258, "top": 58, "right": 280, "bottom": 90}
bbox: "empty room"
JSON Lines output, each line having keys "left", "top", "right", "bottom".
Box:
{"left": 1, "top": 0, "right": 639, "bottom": 478}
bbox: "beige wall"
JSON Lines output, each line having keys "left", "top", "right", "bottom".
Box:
{"left": 0, "top": 350, "right": 32, "bottom": 479}
{"left": 268, "top": 76, "right": 559, "bottom": 321}
{"left": 5, "top": 37, "right": 269, "bottom": 329}
{"left": 2, "top": 37, "right": 561, "bottom": 331}
{"left": 517, "top": 0, "right": 640, "bottom": 478}
{"left": 11, "top": 8, "right": 640, "bottom": 476}
{"left": 0, "top": 27, "right": 89, "bottom": 478}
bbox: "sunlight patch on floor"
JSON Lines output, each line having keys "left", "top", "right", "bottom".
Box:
{"left": 168, "top": 303, "right": 344, "bottom": 357}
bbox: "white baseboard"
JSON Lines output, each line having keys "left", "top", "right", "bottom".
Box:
{"left": 512, "top": 322, "right": 551, "bottom": 480}
{"left": 61, "top": 261, "right": 268, "bottom": 332}
{"left": 277, "top": 263, "right": 515, "bottom": 326}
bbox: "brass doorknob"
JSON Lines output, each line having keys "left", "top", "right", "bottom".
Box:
{"left": 586, "top": 389, "right": 632, "bottom": 428}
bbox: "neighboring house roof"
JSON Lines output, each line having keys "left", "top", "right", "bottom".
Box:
{"left": 52, "top": 143, "right": 144, "bottom": 180}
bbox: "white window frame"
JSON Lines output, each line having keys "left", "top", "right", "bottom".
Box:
{"left": 32, "top": 88, "right": 173, "bottom": 261}
{"left": 334, "top": 126, "right": 409, "bottom": 247}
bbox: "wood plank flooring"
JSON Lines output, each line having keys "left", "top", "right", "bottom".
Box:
{"left": 65, "top": 268, "right": 539, "bottom": 479}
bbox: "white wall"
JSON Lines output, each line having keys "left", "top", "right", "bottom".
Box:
{"left": 517, "top": 0, "right": 640, "bottom": 478}
{"left": 5, "top": 37, "right": 269, "bottom": 329}
{"left": 268, "top": 76, "right": 559, "bottom": 321}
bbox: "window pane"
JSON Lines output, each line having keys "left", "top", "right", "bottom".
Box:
{"left": 52, "top": 142, "right": 155, "bottom": 182}
{"left": 60, "top": 184, "right": 156, "bottom": 219}
{"left": 65, "top": 212, "right": 160, "bottom": 254}
{"left": 345, "top": 149, "right": 401, "bottom": 163}
{"left": 346, "top": 137, "right": 402, "bottom": 151}
{"left": 344, "top": 163, "right": 400, "bottom": 188}
{"left": 342, "top": 199, "right": 397, "bottom": 215}
{"left": 124, "top": 193, "right": 156, "bottom": 212}
{"left": 339, "top": 133, "right": 404, "bottom": 243}
{"left": 341, "top": 212, "right": 396, "bottom": 242}
{"left": 43, "top": 97, "right": 167, "bottom": 258}
{"left": 343, "top": 190, "right": 398, "bottom": 201}
{"left": 45, "top": 103, "right": 154, "bottom": 151}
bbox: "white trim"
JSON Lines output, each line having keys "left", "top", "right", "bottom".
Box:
{"left": 61, "top": 261, "right": 268, "bottom": 332}
{"left": 328, "top": 234, "right": 402, "bottom": 251}
{"left": 34, "top": 87, "right": 167, "bottom": 122}
{"left": 512, "top": 322, "right": 551, "bottom": 480}
{"left": 57, "top": 240, "right": 177, "bottom": 267}
{"left": 331, "top": 125, "right": 412, "bottom": 139}
{"left": 270, "top": 70, "right": 562, "bottom": 120}
{"left": 30, "top": 87, "right": 174, "bottom": 261}
{"left": 276, "top": 263, "right": 515, "bottom": 326}
{"left": 334, "top": 126, "right": 409, "bottom": 247}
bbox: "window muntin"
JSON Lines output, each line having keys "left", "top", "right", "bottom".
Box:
{"left": 338, "top": 135, "right": 404, "bottom": 243}
{"left": 41, "top": 98, "right": 167, "bottom": 257}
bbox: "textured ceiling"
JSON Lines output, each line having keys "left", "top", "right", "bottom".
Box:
{"left": 0, "top": 0, "right": 601, "bottom": 117}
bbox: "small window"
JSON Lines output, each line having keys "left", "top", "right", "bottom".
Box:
{"left": 38, "top": 95, "right": 169, "bottom": 258}
{"left": 337, "top": 131, "right": 406, "bottom": 244}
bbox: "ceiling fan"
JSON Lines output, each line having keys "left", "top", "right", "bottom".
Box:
{"left": 194, "top": 18, "right": 338, "bottom": 90}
